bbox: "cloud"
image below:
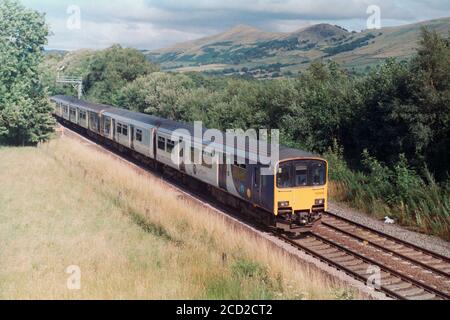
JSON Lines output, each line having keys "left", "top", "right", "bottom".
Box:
{"left": 21, "top": 0, "right": 450, "bottom": 50}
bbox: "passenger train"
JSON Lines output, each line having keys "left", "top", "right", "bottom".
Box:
{"left": 50, "top": 95, "right": 328, "bottom": 232}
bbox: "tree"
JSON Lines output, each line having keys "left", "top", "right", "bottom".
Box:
{"left": 84, "top": 45, "right": 158, "bottom": 105}
{"left": 0, "top": 0, "right": 55, "bottom": 145}
{"left": 411, "top": 28, "right": 450, "bottom": 178}
{"left": 118, "top": 72, "right": 193, "bottom": 120}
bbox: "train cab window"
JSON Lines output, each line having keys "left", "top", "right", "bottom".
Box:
{"left": 277, "top": 164, "right": 292, "bottom": 188}
{"left": 295, "top": 165, "right": 308, "bottom": 186}
{"left": 311, "top": 163, "right": 326, "bottom": 186}
{"left": 167, "top": 140, "right": 175, "bottom": 153}
{"left": 136, "top": 129, "right": 143, "bottom": 142}
{"left": 158, "top": 136, "right": 166, "bottom": 151}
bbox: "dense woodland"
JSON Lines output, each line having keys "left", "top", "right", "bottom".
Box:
{"left": 1, "top": 0, "right": 449, "bottom": 238}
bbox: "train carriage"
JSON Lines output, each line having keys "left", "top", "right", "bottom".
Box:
{"left": 101, "top": 108, "right": 160, "bottom": 158}
{"left": 50, "top": 95, "right": 328, "bottom": 232}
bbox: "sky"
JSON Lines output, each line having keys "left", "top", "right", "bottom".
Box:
{"left": 21, "top": 0, "right": 450, "bottom": 51}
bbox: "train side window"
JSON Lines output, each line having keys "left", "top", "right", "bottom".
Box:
{"left": 158, "top": 136, "right": 166, "bottom": 151}
{"left": 254, "top": 167, "right": 260, "bottom": 187}
{"left": 202, "top": 150, "right": 213, "bottom": 169}
{"left": 167, "top": 140, "right": 175, "bottom": 153}
{"left": 136, "top": 129, "right": 143, "bottom": 142}
{"left": 117, "top": 123, "right": 122, "bottom": 134}
{"left": 122, "top": 125, "right": 128, "bottom": 136}
{"left": 104, "top": 118, "right": 111, "bottom": 134}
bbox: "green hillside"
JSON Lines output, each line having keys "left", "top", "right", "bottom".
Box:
{"left": 147, "top": 17, "right": 450, "bottom": 76}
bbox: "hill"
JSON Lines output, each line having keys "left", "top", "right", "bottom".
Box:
{"left": 147, "top": 17, "right": 450, "bottom": 76}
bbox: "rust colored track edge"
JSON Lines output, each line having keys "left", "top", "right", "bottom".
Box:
{"left": 324, "top": 212, "right": 450, "bottom": 269}
{"left": 281, "top": 232, "right": 450, "bottom": 300}
{"left": 320, "top": 219, "right": 450, "bottom": 279}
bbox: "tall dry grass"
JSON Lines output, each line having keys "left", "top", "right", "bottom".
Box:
{"left": 0, "top": 136, "right": 358, "bottom": 300}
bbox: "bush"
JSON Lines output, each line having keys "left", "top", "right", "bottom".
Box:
{"left": 326, "top": 147, "right": 450, "bottom": 239}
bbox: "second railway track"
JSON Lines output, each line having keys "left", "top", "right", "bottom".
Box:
{"left": 280, "top": 232, "right": 449, "bottom": 300}
{"left": 300, "top": 212, "right": 450, "bottom": 300}
{"left": 59, "top": 124, "right": 450, "bottom": 300}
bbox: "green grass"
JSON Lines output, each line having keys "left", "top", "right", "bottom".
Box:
{"left": 326, "top": 148, "right": 450, "bottom": 240}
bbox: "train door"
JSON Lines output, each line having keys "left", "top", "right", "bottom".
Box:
{"left": 219, "top": 153, "right": 227, "bottom": 190}
{"left": 179, "top": 139, "right": 186, "bottom": 172}
{"left": 149, "top": 128, "right": 154, "bottom": 158}
{"left": 112, "top": 118, "right": 116, "bottom": 141}
{"left": 252, "top": 166, "right": 262, "bottom": 205}
{"left": 130, "top": 125, "right": 134, "bottom": 150}
{"left": 153, "top": 130, "right": 157, "bottom": 160}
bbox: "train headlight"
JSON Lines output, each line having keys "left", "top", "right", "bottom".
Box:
{"left": 315, "top": 199, "right": 325, "bottom": 206}
{"left": 278, "top": 201, "right": 290, "bottom": 208}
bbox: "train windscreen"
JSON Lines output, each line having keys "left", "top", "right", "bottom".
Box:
{"left": 277, "top": 160, "right": 326, "bottom": 188}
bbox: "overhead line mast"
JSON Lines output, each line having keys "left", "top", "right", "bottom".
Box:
{"left": 56, "top": 66, "right": 83, "bottom": 99}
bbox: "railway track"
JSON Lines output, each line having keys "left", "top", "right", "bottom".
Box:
{"left": 288, "top": 212, "right": 450, "bottom": 300}
{"left": 280, "top": 232, "right": 449, "bottom": 300}
{"left": 59, "top": 124, "right": 450, "bottom": 300}
{"left": 322, "top": 213, "right": 450, "bottom": 279}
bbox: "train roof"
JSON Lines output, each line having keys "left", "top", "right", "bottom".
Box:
{"left": 51, "top": 95, "right": 112, "bottom": 113}
{"left": 51, "top": 95, "right": 322, "bottom": 161}
{"left": 279, "top": 146, "right": 316, "bottom": 160}
{"left": 104, "top": 107, "right": 200, "bottom": 135}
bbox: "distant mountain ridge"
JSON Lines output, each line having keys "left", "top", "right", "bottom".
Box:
{"left": 147, "top": 17, "right": 450, "bottom": 76}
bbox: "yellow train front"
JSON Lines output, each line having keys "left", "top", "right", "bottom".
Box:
{"left": 225, "top": 147, "right": 328, "bottom": 233}
{"left": 272, "top": 153, "right": 328, "bottom": 232}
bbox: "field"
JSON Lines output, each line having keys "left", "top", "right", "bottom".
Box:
{"left": 0, "top": 134, "right": 356, "bottom": 300}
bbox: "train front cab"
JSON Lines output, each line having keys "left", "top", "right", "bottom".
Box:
{"left": 273, "top": 158, "right": 328, "bottom": 231}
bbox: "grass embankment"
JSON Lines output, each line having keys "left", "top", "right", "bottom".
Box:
{"left": 326, "top": 150, "right": 450, "bottom": 240}
{"left": 0, "top": 136, "right": 357, "bottom": 299}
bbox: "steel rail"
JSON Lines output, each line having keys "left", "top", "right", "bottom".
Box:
{"left": 324, "top": 212, "right": 450, "bottom": 266}
{"left": 281, "top": 232, "right": 449, "bottom": 300}
{"left": 319, "top": 219, "right": 450, "bottom": 279}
